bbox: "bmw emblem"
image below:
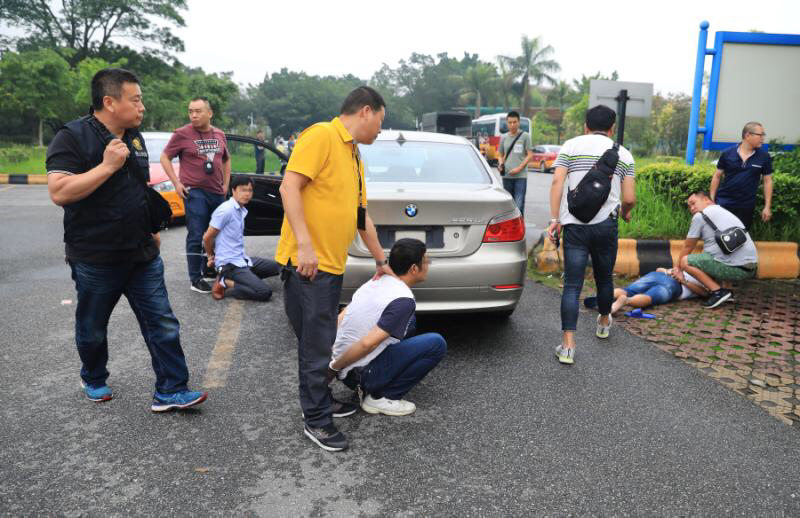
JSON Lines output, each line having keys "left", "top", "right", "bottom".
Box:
{"left": 405, "top": 204, "right": 418, "bottom": 217}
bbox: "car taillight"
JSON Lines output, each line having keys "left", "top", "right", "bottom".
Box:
{"left": 482, "top": 209, "right": 525, "bottom": 243}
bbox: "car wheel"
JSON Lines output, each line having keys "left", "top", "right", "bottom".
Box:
{"left": 492, "top": 309, "right": 515, "bottom": 319}
{"left": 540, "top": 161, "right": 547, "bottom": 174}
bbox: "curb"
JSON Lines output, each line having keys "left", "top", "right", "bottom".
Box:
{"left": 534, "top": 233, "right": 800, "bottom": 279}
{"left": 0, "top": 174, "right": 48, "bottom": 185}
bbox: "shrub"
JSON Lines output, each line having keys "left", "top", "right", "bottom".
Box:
{"left": 0, "top": 147, "right": 32, "bottom": 163}
{"left": 636, "top": 163, "right": 800, "bottom": 243}
{"left": 772, "top": 147, "right": 800, "bottom": 178}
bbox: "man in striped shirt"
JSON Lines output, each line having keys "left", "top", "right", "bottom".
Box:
{"left": 546, "top": 105, "right": 636, "bottom": 365}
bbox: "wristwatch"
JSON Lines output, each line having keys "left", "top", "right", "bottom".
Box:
{"left": 376, "top": 258, "right": 388, "bottom": 266}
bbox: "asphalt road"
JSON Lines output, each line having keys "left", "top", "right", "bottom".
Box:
{"left": 1, "top": 183, "right": 798, "bottom": 516}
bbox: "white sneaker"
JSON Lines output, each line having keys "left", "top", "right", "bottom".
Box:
{"left": 596, "top": 314, "right": 613, "bottom": 339}
{"left": 555, "top": 344, "right": 575, "bottom": 365}
{"left": 361, "top": 395, "right": 416, "bottom": 416}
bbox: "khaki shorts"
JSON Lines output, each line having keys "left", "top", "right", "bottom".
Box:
{"left": 687, "top": 252, "right": 756, "bottom": 282}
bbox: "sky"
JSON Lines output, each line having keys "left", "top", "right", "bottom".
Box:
{"left": 174, "top": 0, "right": 800, "bottom": 96}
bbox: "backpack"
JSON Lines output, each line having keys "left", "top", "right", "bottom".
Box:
{"left": 567, "top": 143, "right": 619, "bottom": 223}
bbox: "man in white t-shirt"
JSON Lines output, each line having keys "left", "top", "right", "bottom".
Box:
{"left": 547, "top": 105, "right": 636, "bottom": 365}
{"left": 329, "top": 238, "right": 446, "bottom": 417}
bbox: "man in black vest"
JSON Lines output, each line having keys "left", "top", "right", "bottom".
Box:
{"left": 46, "top": 68, "right": 207, "bottom": 412}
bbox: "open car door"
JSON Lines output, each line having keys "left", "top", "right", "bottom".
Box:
{"left": 225, "top": 134, "right": 286, "bottom": 236}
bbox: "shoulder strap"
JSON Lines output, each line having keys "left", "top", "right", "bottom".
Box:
{"left": 700, "top": 210, "right": 719, "bottom": 231}
{"left": 503, "top": 132, "right": 524, "bottom": 159}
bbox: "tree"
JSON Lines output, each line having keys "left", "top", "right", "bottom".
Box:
{"left": 546, "top": 80, "right": 577, "bottom": 143}
{"left": 0, "top": 0, "right": 187, "bottom": 65}
{"left": 496, "top": 56, "right": 517, "bottom": 111}
{"left": 504, "top": 36, "right": 560, "bottom": 116}
{"left": 0, "top": 49, "right": 75, "bottom": 145}
{"left": 461, "top": 64, "right": 497, "bottom": 118}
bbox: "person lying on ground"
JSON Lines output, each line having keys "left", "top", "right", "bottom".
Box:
{"left": 584, "top": 268, "right": 709, "bottom": 314}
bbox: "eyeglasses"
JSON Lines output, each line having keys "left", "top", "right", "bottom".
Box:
{"left": 749, "top": 132, "right": 766, "bottom": 137}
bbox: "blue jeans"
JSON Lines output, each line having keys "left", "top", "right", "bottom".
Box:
{"left": 502, "top": 176, "right": 527, "bottom": 216}
{"left": 345, "top": 333, "right": 447, "bottom": 400}
{"left": 561, "top": 217, "right": 618, "bottom": 331}
{"left": 69, "top": 256, "right": 189, "bottom": 393}
{"left": 185, "top": 188, "right": 225, "bottom": 282}
{"left": 624, "top": 271, "right": 681, "bottom": 305}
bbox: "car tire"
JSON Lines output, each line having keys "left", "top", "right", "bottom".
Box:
{"left": 540, "top": 161, "right": 547, "bottom": 174}
{"left": 492, "top": 309, "right": 515, "bottom": 319}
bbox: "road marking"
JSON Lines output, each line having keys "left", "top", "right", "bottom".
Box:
{"left": 0, "top": 185, "right": 17, "bottom": 192}
{"left": 203, "top": 299, "right": 244, "bottom": 389}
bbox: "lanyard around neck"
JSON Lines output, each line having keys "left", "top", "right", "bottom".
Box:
{"left": 352, "top": 143, "right": 364, "bottom": 208}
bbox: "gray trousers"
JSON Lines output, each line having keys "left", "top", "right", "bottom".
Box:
{"left": 282, "top": 265, "right": 343, "bottom": 428}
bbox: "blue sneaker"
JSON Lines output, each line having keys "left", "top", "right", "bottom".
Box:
{"left": 151, "top": 390, "right": 208, "bottom": 412}
{"left": 80, "top": 380, "right": 112, "bottom": 402}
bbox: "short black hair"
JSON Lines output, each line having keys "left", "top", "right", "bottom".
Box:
{"left": 689, "top": 190, "right": 710, "bottom": 199}
{"left": 585, "top": 105, "right": 616, "bottom": 132}
{"left": 231, "top": 176, "right": 254, "bottom": 190}
{"left": 189, "top": 97, "right": 212, "bottom": 110}
{"left": 91, "top": 68, "right": 140, "bottom": 111}
{"left": 389, "top": 238, "right": 426, "bottom": 276}
{"left": 340, "top": 86, "right": 386, "bottom": 115}
{"left": 507, "top": 111, "right": 520, "bottom": 120}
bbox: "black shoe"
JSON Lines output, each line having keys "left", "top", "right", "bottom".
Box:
{"left": 332, "top": 399, "right": 358, "bottom": 418}
{"left": 703, "top": 288, "right": 732, "bottom": 309}
{"left": 304, "top": 423, "right": 349, "bottom": 452}
{"left": 191, "top": 279, "right": 212, "bottom": 293}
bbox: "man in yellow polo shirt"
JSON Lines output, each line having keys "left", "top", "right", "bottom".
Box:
{"left": 276, "top": 86, "right": 390, "bottom": 452}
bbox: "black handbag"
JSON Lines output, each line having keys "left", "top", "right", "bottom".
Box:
{"left": 700, "top": 210, "right": 748, "bottom": 254}
{"left": 567, "top": 143, "right": 619, "bottom": 223}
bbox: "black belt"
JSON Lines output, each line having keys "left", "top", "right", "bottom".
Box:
{"left": 736, "top": 265, "right": 756, "bottom": 272}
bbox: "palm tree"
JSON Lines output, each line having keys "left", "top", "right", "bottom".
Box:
{"left": 507, "top": 35, "right": 560, "bottom": 116}
{"left": 461, "top": 63, "right": 497, "bottom": 118}
{"left": 496, "top": 56, "right": 517, "bottom": 111}
{"left": 547, "top": 80, "right": 575, "bottom": 143}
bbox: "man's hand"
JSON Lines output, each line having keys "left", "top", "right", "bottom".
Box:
{"left": 510, "top": 166, "right": 523, "bottom": 176}
{"left": 621, "top": 208, "right": 632, "bottom": 223}
{"left": 547, "top": 221, "right": 562, "bottom": 244}
{"left": 174, "top": 180, "right": 189, "bottom": 200}
{"left": 103, "top": 139, "right": 129, "bottom": 171}
{"left": 207, "top": 255, "right": 215, "bottom": 268}
{"left": 296, "top": 243, "right": 319, "bottom": 280}
{"left": 762, "top": 207, "right": 772, "bottom": 222}
{"left": 372, "top": 263, "right": 394, "bottom": 280}
{"left": 152, "top": 233, "right": 161, "bottom": 249}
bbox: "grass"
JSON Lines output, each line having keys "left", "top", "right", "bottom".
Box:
{"left": 0, "top": 146, "right": 47, "bottom": 174}
{"left": 619, "top": 174, "right": 691, "bottom": 239}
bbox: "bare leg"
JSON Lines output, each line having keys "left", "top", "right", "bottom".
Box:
{"left": 625, "top": 294, "right": 653, "bottom": 309}
{"left": 611, "top": 289, "right": 628, "bottom": 314}
{"left": 680, "top": 257, "right": 720, "bottom": 292}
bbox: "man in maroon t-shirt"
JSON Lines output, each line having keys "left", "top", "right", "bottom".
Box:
{"left": 161, "top": 97, "right": 231, "bottom": 293}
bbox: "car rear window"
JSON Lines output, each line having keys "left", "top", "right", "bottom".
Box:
{"left": 359, "top": 141, "right": 490, "bottom": 184}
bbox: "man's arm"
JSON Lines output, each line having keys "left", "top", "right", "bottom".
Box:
{"left": 358, "top": 213, "right": 391, "bottom": 279}
{"left": 222, "top": 155, "right": 231, "bottom": 195}
{"left": 330, "top": 326, "right": 390, "bottom": 372}
{"left": 762, "top": 174, "right": 773, "bottom": 222}
{"left": 512, "top": 150, "right": 534, "bottom": 175}
{"left": 48, "top": 139, "right": 129, "bottom": 206}
{"left": 279, "top": 170, "right": 318, "bottom": 279}
{"left": 620, "top": 175, "right": 636, "bottom": 222}
{"left": 546, "top": 166, "right": 567, "bottom": 241}
{"left": 160, "top": 153, "right": 188, "bottom": 199}
{"left": 709, "top": 169, "right": 724, "bottom": 201}
{"left": 203, "top": 226, "right": 220, "bottom": 268}
{"left": 676, "top": 237, "right": 699, "bottom": 272}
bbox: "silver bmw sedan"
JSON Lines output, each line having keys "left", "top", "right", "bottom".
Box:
{"left": 342, "top": 130, "right": 527, "bottom": 316}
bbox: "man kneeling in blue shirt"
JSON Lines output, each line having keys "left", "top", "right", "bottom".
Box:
{"left": 328, "top": 238, "right": 446, "bottom": 416}
{"left": 203, "top": 176, "right": 280, "bottom": 301}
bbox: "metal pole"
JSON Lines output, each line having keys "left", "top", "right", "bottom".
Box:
{"left": 686, "top": 21, "right": 710, "bottom": 165}
{"left": 615, "top": 89, "right": 629, "bottom": 145}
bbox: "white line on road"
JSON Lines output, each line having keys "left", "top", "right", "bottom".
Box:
{"left": 203, "top": 299, "right": 244, "bottom": 389}
{"left": 0, "top": 185, "right": 17, "bottom": 192}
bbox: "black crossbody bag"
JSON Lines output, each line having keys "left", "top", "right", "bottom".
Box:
{"left": 498, "top": 132, "right": 523, "bottom": 176}
{"left": 86, "top": 116, "right": 172, "bottom": 233}
{"left": 700, "top": 210, "right": 748, "bottom": 254}
{"left": 567, "top": 143, "right": 619, "bottom": 223}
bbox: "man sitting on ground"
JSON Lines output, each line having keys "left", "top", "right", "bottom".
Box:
{"left": 585, "top": 267, "right": 709, "bottom": 314}
{"left": 203, "top": 176, "right": 280, "bottom": 301}
{"left": 329, "top": 238, "right": 446, "bottom": 416}
{"left": 677, "top": 191, "right": 758, "bottom": 309}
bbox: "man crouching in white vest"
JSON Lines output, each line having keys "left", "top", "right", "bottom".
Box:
{"left": 328, "top": 238, "right": 446, "bottom": 416}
